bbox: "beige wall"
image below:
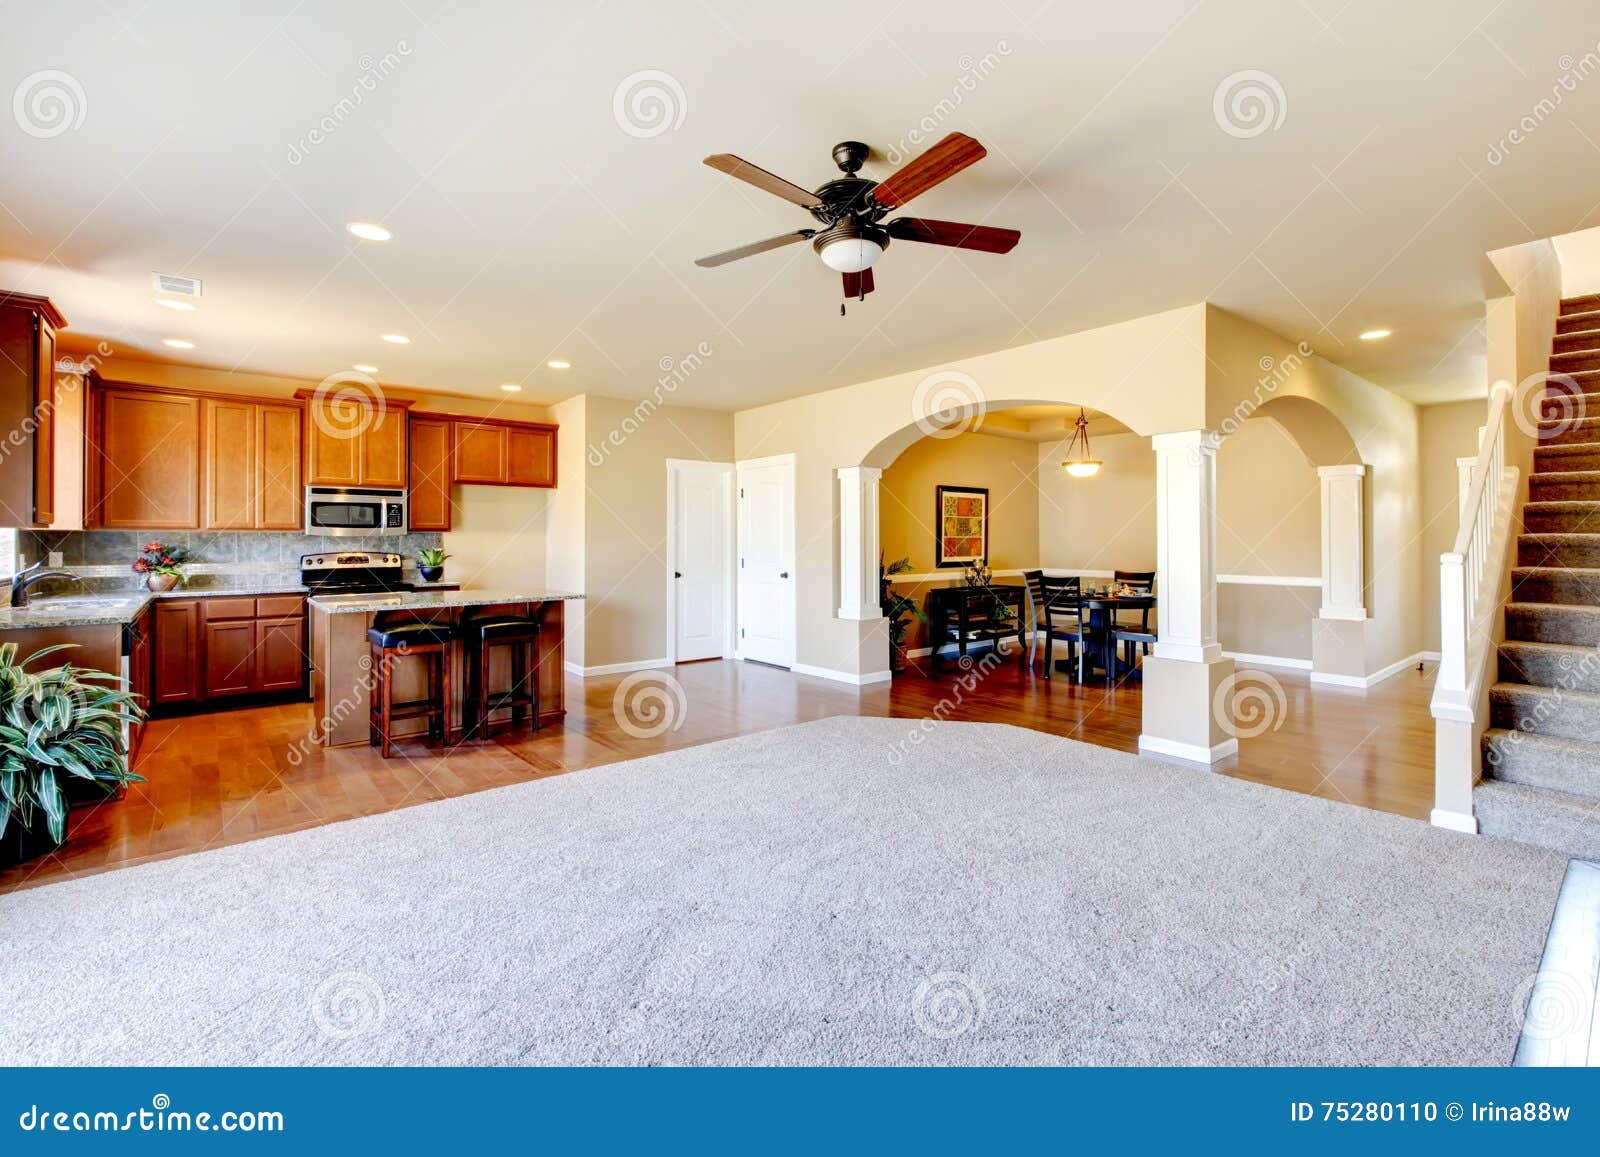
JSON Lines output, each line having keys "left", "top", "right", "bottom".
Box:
{"left": 544, "top": 395, "right": 588, "bottom": 667}
{"left": 443, "top": 486, "right": 549, "bottom": 590}
{"left": 880, "top": 432, "right": 1038, "bottom": 574}
{"left": 570, "top": 394, "right": 735, "bottom": 672}
{"left": 1037, "top": 430, "right": 1155, "bottom": 572}
{"left": 1417, "top": 400, "right": 1485, "bottom": 652}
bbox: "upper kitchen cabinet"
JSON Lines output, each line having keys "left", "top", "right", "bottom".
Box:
{"left": 87, "top": 382, "right": 202, "bottom": 529}
{"left": 201, "top": 397, "right": 303, "bottom": 530}
{"left": 451, "top": 418, "right": 557, "bottom": 487}
{"left": 301, "top": 389, "right": 411, "bottom": 487}
{"left": 0, "top": 292, "right": 65, "bottom": 528}
{"left": 408, "top": 416, "right": 453, "bottom": 532}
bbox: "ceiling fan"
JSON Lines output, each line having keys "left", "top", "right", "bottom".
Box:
{"left": 694, "top": 134, "right": 1020, "bottom": 310}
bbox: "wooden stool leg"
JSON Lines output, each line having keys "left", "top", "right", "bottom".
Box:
{"left": 477, "top": 636, "right": 492, "bottom": 744}
{"left": 528, "top": 636, "right": 540, "bottom": 730}
{"left": 438, "top": 642, "right": 452, "bottom": 747}
{"left": 379, "top": 648, "right": 394, "bottom": 759}
{"left": 510, "top": 642, "right": 527, "bottom": 727}
{"left": 369, "top": 641, "right": 381, "bottom": 747}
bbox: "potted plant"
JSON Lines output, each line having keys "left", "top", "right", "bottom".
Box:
{"left": 881, "top": 556, "right": 926, "bottom": 674}
{"left": 0, "top": 642, "right": 145, "bottom": 868}
{"left": 416, "top": 548, "right": 450, "bottom": 583}
{"left": 132, "top": 541, "right": 188, "bottom": 592}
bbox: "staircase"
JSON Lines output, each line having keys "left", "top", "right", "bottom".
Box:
{"left": 1478, "top": 291, "right": 1600, "bottom": 857}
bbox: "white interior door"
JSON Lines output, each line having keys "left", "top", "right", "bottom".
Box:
{"left": 737, "top": 455, "right": 795, "bottom": 668}
{"left": 669, "top": 461, "right": 733, "bottom": 662}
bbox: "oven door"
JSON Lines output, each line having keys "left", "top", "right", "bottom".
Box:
{"left": 304, "top": 488, "right": 406, "bottom": 537}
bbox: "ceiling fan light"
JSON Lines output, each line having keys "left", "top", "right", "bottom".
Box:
{"left": 819, "top": 236, "right": 883, "bottom": 273}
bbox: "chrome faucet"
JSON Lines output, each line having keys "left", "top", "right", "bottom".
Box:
{"left": 10, "top": 559, "right": 85, "bottom": 607}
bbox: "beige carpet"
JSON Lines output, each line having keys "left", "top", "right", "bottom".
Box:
{"left": 0, "top": 717, "right": 1566, "bottom": 1065}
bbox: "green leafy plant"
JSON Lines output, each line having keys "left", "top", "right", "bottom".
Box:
{"left": 880, "top": 556, "right": 927, "bottom": 652}
{"left": 416, "top": 548, "right": 450, "bottom": 568}
{"left": 0, "top": 643, "right": 145, "bottom": 848}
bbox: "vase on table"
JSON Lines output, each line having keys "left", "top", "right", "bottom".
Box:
{"left": 144, "top": 572, "right": 180, "bottom": 593}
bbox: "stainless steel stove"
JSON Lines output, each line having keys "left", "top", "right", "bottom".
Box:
{"left": 299, "top": 551, "right": 413, "bottom": 597}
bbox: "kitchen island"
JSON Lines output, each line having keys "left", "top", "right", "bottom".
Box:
{"left": 307, "top": 589, "right": 584, "bottom": 748}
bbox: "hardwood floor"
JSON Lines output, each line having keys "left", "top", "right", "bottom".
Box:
{"left": 0, "top": 653, "right": 1440, "bottom": 893}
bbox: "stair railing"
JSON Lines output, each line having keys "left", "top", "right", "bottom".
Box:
{"left": 1431, "top": 379, "right": 1521, "bottom": 830}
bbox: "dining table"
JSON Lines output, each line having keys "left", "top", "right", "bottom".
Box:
{"left": 1060, "top": 588, "right": 1156, "bottom": 682}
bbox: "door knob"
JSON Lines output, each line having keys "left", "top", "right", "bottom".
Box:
{"left": 780, "top": 571, "right": 789, "bottom": 579}
{"left": 674, "top": 571, "right": 682, "bottom": 578}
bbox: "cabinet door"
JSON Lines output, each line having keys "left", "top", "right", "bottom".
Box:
{"left": 452, "top": 421, "right": 507, "bottom": 483}
{"left": 152, "top": 600, "right": 201, "bottom": 705}
{"left": 362, "top": 405, "right": 408, "bottom": 487}
{"left": 256, "top": 403, "right": 303, "bottom": 529}
{"left": 203, "top": 619, "right": 256, "bottom": 698}
{"left": 304, "top": 398, "right": 362, "bottom": 486}
{"left": 506, "top": 426, "right": 556, "bottom": 486}
{"left": 97, "top": 390, "right": 201, "bottom": 529}
{"left": 408, "top": 417, "right": 452, "bottom": 531}
{"left": 255, "top": 617, "right": 306, "bottom": 693}
{"left": 201, "top": 398, "right": 256, "bottom": 530}
{"left": 32, "top": 320, "right": 55, "bottom": 526}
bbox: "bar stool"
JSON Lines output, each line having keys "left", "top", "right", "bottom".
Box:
{"left": 462, "top": 613, "right": 540, "bottom": 742}
{"left": 367, "top": 619, "right": 455, "bottom": 758}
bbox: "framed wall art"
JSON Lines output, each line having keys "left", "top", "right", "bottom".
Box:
{"left": 935, "top": 484, "right": 988, "bottom": 568}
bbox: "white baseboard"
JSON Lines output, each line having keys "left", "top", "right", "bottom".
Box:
{"left": 564, "top": 657, "right": 673, "bottom": 677}
{"left": 1222, "top": 650, "right": 1313, "bottom": 671}
{"left": 1310, "top": 650, "right": 1440, "bottom": 690}
{"left": 791, "top": 663, "right": 893, "bottom": 686}
{"left": 1137, "top": 734, "right": 1240, "bottom": 764}
{"left": 1430, "top": 807, "right": 1479, "bottom": 834}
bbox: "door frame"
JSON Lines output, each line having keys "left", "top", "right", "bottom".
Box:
{"left": 734, "top": 452, "right": 797, "bottom": 668}
{"left": 665, "top": 458, "right": 737, "bottom": 664}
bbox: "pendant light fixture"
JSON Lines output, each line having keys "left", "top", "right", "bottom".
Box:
{"left": 1061, "top": 407, "right": 1102, "bottom": 478}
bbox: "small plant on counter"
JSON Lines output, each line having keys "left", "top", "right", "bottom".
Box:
{"left": 0, "top": 642, "right": 145, "bottom": 868}
{"left": 416, "top": 548, "right": 450, "bottom": 583}
{"left": 131, "top": 541, "right": 188, "bottom": 592}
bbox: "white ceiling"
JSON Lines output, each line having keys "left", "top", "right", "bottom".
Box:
{"left": 5, "top": 1, "right": 1600, "bottom": 409}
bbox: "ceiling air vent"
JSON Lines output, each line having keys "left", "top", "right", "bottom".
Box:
{"left": 151, "top": 271, "right": 202, "bottom": 298}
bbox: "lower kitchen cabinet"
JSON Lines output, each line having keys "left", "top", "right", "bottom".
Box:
{"left": 152, "top": 595, "right": 307, "bottom": 709}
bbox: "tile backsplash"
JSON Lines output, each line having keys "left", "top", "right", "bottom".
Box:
{"left": 23, "top": 529, "right": 443, "bottom": 581}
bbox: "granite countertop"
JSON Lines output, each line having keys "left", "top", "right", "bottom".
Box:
{"left": 309, "top": 589, "right": 585, "bottom": 615}
{"left": 0, "top": 593, "right": 154, "bottom": 630}
{"left": 151, "top": 579, "right": 310, "bottom": 598}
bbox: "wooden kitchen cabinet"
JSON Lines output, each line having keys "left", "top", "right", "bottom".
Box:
{"left": 203, "top": 617, "right": 257, "bottom": 697}
{"left": 408, "top": 416, "right": 453, "bottom": 531}
{"left": 256, "top": 616, "right": 308, "bottom": 692}
{"left": 89, "top": 385, "right": 202, "bottom": 529}
{"left": 152, "top": 600, "right": 202, "bottom": 705}
{"left": 201, "top": 397, "right": 302, "bottom": 530}
{"left": 0, "top": 292, "right": 65, "bottom": 528}
{"left": 301, "top": 390, "right": 412, "bottom": 487}
{"left": 450, "top": 418, "right": 557, "bottom": 487}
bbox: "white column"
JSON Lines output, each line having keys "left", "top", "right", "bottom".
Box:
{"left": 1317, "top": 464, "right": 1367, "bottom": 622}
{"left": 1138, "top": 430, "right": 1236, "bottom": 765}
{"left": 836, "top": 466, "right": 883, "bottom": 621}
{"left": 1150, "top": 430, "right": 1222, "bottom": 663}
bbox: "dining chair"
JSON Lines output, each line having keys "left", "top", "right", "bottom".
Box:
{"left": 1038, "top": 574, "right": 1088, "bottom": 681}
{"left": 1021, "top": 570, "right": 1046, "bottom": 666}
{"left": 1111, "top": 569, "right": 1157, "bottom": 673}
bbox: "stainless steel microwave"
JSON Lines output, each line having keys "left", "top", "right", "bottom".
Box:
{"left": 304, "top": 486, "right": 407, "bottom": 537}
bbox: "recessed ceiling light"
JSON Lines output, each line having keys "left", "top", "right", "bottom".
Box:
{"left": 347, "top": 221, "right": 393, "bottom": 242}
{"left": 381, "top": 333, "right": 410, "bottom": 344}
{"left": 500, "top": 383, "right": 522, "bottom": 392}
{"left": 161, "top": 338, "right": 195, "bottom": 349}
{"left": 546, "top": 359, "right": 570, "bottom": 370}
{"left": 352, "top": 364, "right": 379, "bottom": 374}
{"left": 155, "top": 298, "right": 195, "bottom": 311}
{"left": 1358, "top": 328, "right": 1392, "bottom": 341}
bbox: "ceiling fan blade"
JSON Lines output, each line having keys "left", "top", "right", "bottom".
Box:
{"left": 704, "top": 154, "right": 824, "bottom": 208}
{"left": 870, "top": 133, "right": 987, "bottom": 209}
{"left": 885, "top": 217, "right": 1020, "bottom": 254}
{"left": 695, "top": 230, "right": 815, "bottom": 268}
{"left": 842, "top": 268, "right": 875, "bottom": 299}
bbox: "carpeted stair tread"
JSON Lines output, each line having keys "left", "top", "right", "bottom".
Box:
{"left": 1509, "top": 566, "right": 1600, "bottom": 605}
{"left": 1490, "top": 683, "right": 1600, "bottom": 744}
{"left": 1505, "top": 602, "right": 1600, "bottom": 645}
{"left": 1561, "top": 291, "right": 1600, "bottom": 314}
{"left": 1516, "top": 533, "right": 1600, "bottom": 568}
{"left": 1523, "top": 501, "right": 1600, "bottom": 533}
{"left": 1530, "top": 470, "right": 1600, "bottom": 501}
{"left": 1499, "top": 639, "right": 1600, "bottom": 691}
{"left": 1475, "top": 778, "right": 1600, "bottom": 860}
{"left": 1557, "top": 308, "right": 1600, "bottom": 332}
{"left": 1536, "top": 438, "right": 1600, "bottom": 458}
